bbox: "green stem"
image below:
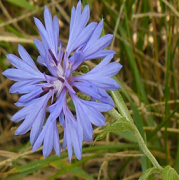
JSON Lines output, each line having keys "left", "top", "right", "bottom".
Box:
{"left": 108, "top": 108, "right": 163, "bottom": 171}
{"left": 107, "top": 108, "right": 122, "bottom": 120}
{"left": 110, "top": 90, "right": 163, "bottom": 172}
{"left": 111, "top": 90, "right": 133, "bottom": 123}
{"left": 109, "top": 109, "right": 163, "bottom": 171}
{"left": 131, "top": 123, "right": 163, "bottom": 172}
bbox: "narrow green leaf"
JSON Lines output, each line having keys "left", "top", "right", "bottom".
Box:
{"left": 139, "top": 167, "right": 160, "bottom": 180}
{"left": 95, "top": 117, "right": 134, "bottom": 142}
{"left": 51, "top": 159, "right": 95, "bottom": 180}
{"left": 47, "top": 152, "right": 104, "bottom": 180}
{"left": 8, "top": 144, "right": 137, "bottom": 179}
{"left": 0, "top": 19, "right": 23, "bottom": 37}
{"left": 117, "top": 10, "right": 155, "bottom": 128}
{"left": 114, "top": 131, "right": 137, "bottom": 143}
{"left": 50, "top": 159, "right": 95, "bottom": 180}
{"left": 0, "top": 57, "right": 8, "bottom": 69}
{"left": 70, "top": 167, "right": 95, "bottom": 180}
{"left": 164, "top": 15, "right": 172, "bottom": 164}
{"left": 15, "top": 155, "right": 61, "bottom": 172}
{"left": 7, "top": 168, "right": 40, "bottom": 179}
{"left": 82, "top": 0, "right": 93, "bottom": 10}
{"left": 148, "top": 104, "right": 179, "bottom": 140}
{"left": 5, "top": 0, "right": 37, "bottom": 11}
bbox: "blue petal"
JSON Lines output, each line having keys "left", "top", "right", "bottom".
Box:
{"left": 2, "top": 69, "right": 44, "bottom": 82}
{"left": 84, "top": 49, "right": 116, "bottom": 61}
{"left": 62, "top": 126, "right": 67, "bottom": 149}
{"left": 83, "top": 105, "right": 106, "bottom": 126}
{"left": 11, "top": 101, "right": 36, "bottom": 121}
{"left": 81, "top": 4, "right": 90, "bottom": 28}
{"left": 85, "top": 100, "right": 113, "bottom": 112}
{"left": 53, "top": 16, "right": 60, "bottom": 54}
{"left": 63, "top": 107, "right": 82, "bottom": 161}
{"left": 33, "top": 39, "right": 46, "bottom": 60}
{"left": 88, "top": 54, "right": 114, "bottom": 72}
{"left": 70, "top": 6, "right": 76, "bottom": 34}
{"left": 69, "top": 122, "right": 81, "bottom": 160}
{"left": 15, "top": 114, "right": 35, "bottom": 135}
{"left": 6, "top": 54, "right": 40, "bottom": 74}
{"left": 68, "top": 22, "right": 97, "bottom": 55}
{"left": 89, "top": 62, "right": 122, "bottom": 77}
{"left": 83, "top": 20, "right": 103, "bottom": 50}
{"left": 83, "top": 34, "right": 113, "bottom": 59}
{"left": 77, "top": 121, "right": 83, "bottom": 148}
{"left": 68, "top": 0, "right": 82, "bottom": 42}
{"left": 9, "top": 81, "right": 37, "bottom": 94}
{"left": 18, "top": 44, "right": 37, "bottom": 68}
{"left": 14, "top": 90, "right": 50, "bottom": 135}
{"left": 71, "top": 95, "right": 93, "bottom": 142}
{"left": 44, "top": 6, "right": 57, "bottom": 54}
{"left": 69, "top": 51, "right": 83, "bottom": 72}
{"left": 32, "top": 98, "right": 61, "bottom": 158}
{"left": 72, "top": 75, "right": 120, "bottom": 90}
{"left": 90, "top": 77, "right": 121, "bottom": 90}
{"left": 47, "top": 89, "right": 66, "bottom": 121}
{"left": 43, "top": 120, "right": 54, "bottom": 158}
{"left": 30, "top": 106, "right": 46, "bottom": 145}
{"left": 32, "top": 120, "right": 49, "bottom": 152}
{"left": 72, "top": 54, "right": 121, "bottom": 91}
{"left": 34, "top": 18, "right": 49, "bottom": 51}
{"left": 73, "top": 94, "right": 107, "bottom": 127}
{"left": 11, "top": 92, "right": 51, "bottom": 122}
{"left": 18, "top": 87, "right": 42, "bottom": 103}
{"left": 66, "top": 1, "right": 91, "bottom": 54}
{"left": 65, "top": 124, "right": 73, "bottom": 161}
{"left": 36, "top": 56, "right": 46, "bottom": 66}
{"left": 72, "top": 81, "right": 114, "bottom": 106}
{"left": 53, "top": 121, "right": 61, "bottom": 156}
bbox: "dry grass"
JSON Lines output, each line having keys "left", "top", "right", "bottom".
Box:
{"left": 0, "top": 0, "right": 179, "bottom": 179}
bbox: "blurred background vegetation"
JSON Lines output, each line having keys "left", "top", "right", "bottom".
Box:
{"left": 0, "top": 0, "right": 179, "bottom": 179}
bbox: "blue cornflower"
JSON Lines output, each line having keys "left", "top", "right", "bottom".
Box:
{"left": 2, "top": 1, "right": 122, "bottom": 161}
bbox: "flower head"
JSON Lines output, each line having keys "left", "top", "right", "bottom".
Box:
{"left": 2, "top": 1, "right": 122, "bottom": 161}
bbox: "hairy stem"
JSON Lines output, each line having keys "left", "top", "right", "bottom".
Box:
{"left": 131, "top": 123, "right": 163, "bottom": 172}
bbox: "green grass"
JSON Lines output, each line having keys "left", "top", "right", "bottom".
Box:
{"left": 0, "top": 0, "right": 179, "bottom": 179}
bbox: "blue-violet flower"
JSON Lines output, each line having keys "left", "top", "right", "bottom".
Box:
{"left": 2, "top": 1, "right": 122, "bottom": 161}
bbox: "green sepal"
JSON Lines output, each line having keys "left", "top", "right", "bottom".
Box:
{"left": 77, "top": 92, "right": 90, "bottom": 101}
{"left": 81, "top": 65, "right": 90, "bottom": 73}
